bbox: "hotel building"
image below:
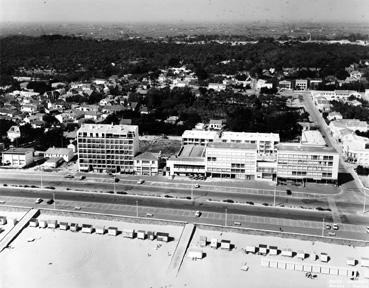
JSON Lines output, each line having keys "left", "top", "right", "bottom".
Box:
{"left": 77, "top": 124, "right": 139, "bottom": 173}
{"left": 276, "top": 143, "right": 339, "bottom": 184}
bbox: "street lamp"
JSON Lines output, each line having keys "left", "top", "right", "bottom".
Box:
{"left": 273, "top": 186, "right": 276, "bottom": 207}
{"left": 53, "top": 191, "right": 56, "bottom": 210}
{"left": 363, "top": 188, "right": 367, "bottom": 214}
{"left": 225, "top": 208, "right": 228, "bottom": 227}
{"left": 136, "top": 200, "right": 139, "bottom": 217}
{"left": 40, "top": 167, "right": 43, "bottom": 189}
{"left": 321, "top": 218, "right": 325, "bottom": 237}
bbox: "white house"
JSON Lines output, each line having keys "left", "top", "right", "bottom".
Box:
{"left": 45, "top": 147, "right": 74, "bottom": 162}
{"left": 208, "top": 83, "right": 226, "bottom": 91}
{"left": 2, "top": 148, "right": 34, "bottom": 168}
{"left": 327, "top": 112, "right": 343, "bottom": 122}
{"left": 7, "top": 126, "right": 21, "bottom": 142}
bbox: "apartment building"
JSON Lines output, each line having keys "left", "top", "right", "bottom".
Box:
{"left": 220, "top": 132, "right": 279, "bottom": 160}
{"left": 182, "top": 130, "right": 220, "bottom": 146}
{"left": 276, "top": 143, "right": 339, "bottom": 184}
{"left": 329, "top": 119, "right": 368, "bottom": 140}
{"left": 205, "top": 142, "right": 257, "bottom": 180}
{"left": 77, "top": 124, "right": 139, "bottom": 173}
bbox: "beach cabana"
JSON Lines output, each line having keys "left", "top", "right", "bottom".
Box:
{"left": 59, "top": 222, "right": 69, "bottom": 230}
{"left": 47, "top": 220, "right": 58, "bottom": 229}
{"left": 108, "top": 227, "right": 118, "bottom": 236}
{"left": 187, "top": 249, "right": 204, "bottom": 260}
{"left": 81, "top": 224, "right": 93, "bottom": 234}
{"left": 199, "top": 236, "right": 207, "bottom": 247}
{"left": 29, "top": 218, "right": 38, "bottom": 227}
{"left": 157, "top": 232, "right": 169, "bottom": 242}
{"left": 147, "top": 231, "right": 155, "bottom": 240}
{"left": 95, "top": 226, "right": 106, "bottom": 235}
{"left": 210, "top": 238, "right": 218, "bottom": 249}
{"left": 137, "top": 230, "right": 146, "bottom": 240}
{"left": 0, "top": 216, "right": 7, "bottom": 225}
{"left": 122, "top": 229, "right": 135, "bottom": 238}
{"left": 220, "top": 240, "right": 231, "bottom": 250}
{"left": 70, "top": 223, "right": 79, "bottom": 232}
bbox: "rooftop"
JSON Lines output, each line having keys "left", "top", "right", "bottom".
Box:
{"left": 45, "top": 147, "right": 73, "bottom": 155}
{"left": 78, "top": 124, "right": 138, "bottom": 134}
{"left": 207, "top": 142, "right": 257, "bottom": 150}
{"left": 301, "top": 130, "right": 326, "bottom": 146}
{"left": 277, "top": 143, "right": 337, "bottom": 154}
{"left": 221, "top": 131, "right": 280, "bottom": 142}
{"left": 3, "top": 147, "right": 34, "bottom": 155}
{"left": 178, "top": 145, "right": 206, "bottom": 158}
{"left": 134, "top": 152, "right": 160, "bottom": 161}
{"left": 182, "top": 130, "right": 220, "bottom": 139}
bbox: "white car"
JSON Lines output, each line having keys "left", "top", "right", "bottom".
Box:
{"left": 195, "top": 211, "right": 201, "bottom": 217}
{"left": 332, "top": 224, "right": 339, "bottom": 230}
{"left": 137, "top": 179, "right": 145, "bottom": 184}
{"left": 34, "top": 198, "right": 42, "bottom": 204}
{"left": 194, "top": 183, "right": 200, "bottom": 188}
{"left": 366, "top": 226, "right": 369, "bottom": 233}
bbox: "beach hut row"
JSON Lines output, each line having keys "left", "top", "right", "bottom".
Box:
{"left": 261, "top": 258, "right": 359, "bottom": 278}
{"left": 244, "top": 244, "right": 329, "bottom": 263}
{"left": 29, "top": 218, "right": 170, "bottom": 242}
{"left": 0, "top": 216, "right": 7, "bottom": 225}
{"left": 199, "top": 236, "right": 232, "bottom": 250}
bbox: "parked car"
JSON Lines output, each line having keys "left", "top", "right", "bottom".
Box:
{"left": 64, "top": 175, "right": 74, "bottom": 179}
{"left": 146, "top": 213, "right": 153, "bottom": 217}
{"left": 325, "top": 224, "right": 331, "bottom": 230}
{"left": 34, "top": 198, "right": 43, "bottom": 204}
{"left": 46, "top": 199, "right": 54, "bottom": 205}
{"left": 366, "top": 226, "right": 369, "bottom": 233}
{"left": 79, "top": 175, "right": 86, "bottom": 180}
{"left": 137, "top": 179, "right": 145, "bottom": 184}
{"left": 74, "top": 206, "right": 81, "bottom": 210}
{"left": 332, "top": 224, "right": 339, "bottom": 230}
{"left": 194, "top": 183, "right": 200, "bottom": 188}
{"left": 195, "top": 211, "right": 201, "bottom": 217}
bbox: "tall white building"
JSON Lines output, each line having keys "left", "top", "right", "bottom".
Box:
{"left": 77, "top": 124, "right": 139, "bottom": 173}
{"left": 205, "top": 142, "right": 257, "bottom": 180}
{"left": 341, "top": 134, "right": 369, "bottom": 167}
{"left": 276, "top": 143, "right": 339, "bottom": 184}
{"left": 220, "top": 132, "right": 279, "bottom": 160}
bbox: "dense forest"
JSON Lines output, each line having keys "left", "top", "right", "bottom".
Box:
{"left": 1, "top": 35, "right": 369, "bottom": 85}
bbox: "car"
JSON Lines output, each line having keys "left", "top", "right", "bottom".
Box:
{"left": 114, "top": 177, "right": 119, "bottom": 182}
{"left": 74, "top": 206, "right": 81, "bottom": 210}
{"left": 366, "top": 226, "right": 369, "bottom": 233}
{"left": 0, "top": 200, "right": 5, "bottom": 204}
{"left": 146, "top": 213, "right": 153, "bottom": 217}
{"left": 325, "top": 224, "right": 331, "bottom": 230}
{"left": 328, "top": 231, "right": 336, "bottom": 236}
{"left": 246, "top": 201, "right": 254, "bottom": 205}
{"left": 332, "top": 224, "right": 339, "bottom": 230}
{"left": 195, "top": 211, "right": 201, "bottom": 217}
{"left": 45, "top": 186, "right": 55, "bottom": 190}
{"left": 137, "top": 179, "right": 145, "bottom": 184}
{"left": 223, "top": 199, "right": 234, "bottom": 203}
{"left": 79, "top": 175, "right": 86, "bottom": 180}
{"left": 35, "top": 198, "right": 43, "bottom": 204}
{"left": 233, "top": 221, "right": 241, "bottom": 226}
{"left": 194, "top": 183, "right": 200, "bottom": 188}
{"left": 46, "top": 199, "right": 54, "bottom": 205}
{"left": 64, "top": 174, "right": 74, "bottom": 179}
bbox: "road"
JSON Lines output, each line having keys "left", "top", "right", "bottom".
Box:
{"left": 1, "top": 189, "right": 368, "bottom": 242}
{"left": 0, "top": 173, "right": 366, "bottom": 214}
{"left": 301, "top": 92, "right": 367, "bottom": 207}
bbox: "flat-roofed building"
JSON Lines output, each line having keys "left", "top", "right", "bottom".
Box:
{"left": 276, "top": 143, "right": 339, "bottom": 184}
{"left": 342, "top": 134, "right": 369, "bottom": 167}
{"left": 301, "top": 130, "right": 326, "bottom": 147}
{"left": 220, "top": 132, "right": 279, "bottom": 160}
{"left": 2, "top": 148, "right": 34, "bottom": 168}
{"left": 166, "top": 145, "right": 206, "bottom": 176}
{"left": 279, "top": 80, "right": 292, "bottom": 90}
{"left": 77, "top": 124, "right": 139, "bottom": 173}
{"left": 206, "top": 142, "right": 257, "bottom": 180}
{"left": 295, "top": 79, "right": 308, "bottom": 90}
{"left": 134, "top": 152, "right": 160, "bottom": 176}
{"left": 182, "top": 130, "right": 220, "bottom": 146}
{"left": 329, "top": 119, "right": 368, "bottom": 140}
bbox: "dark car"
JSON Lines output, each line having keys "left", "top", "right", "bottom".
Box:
{"left": 46, "top": 199, "right": 54, "bottom": 205}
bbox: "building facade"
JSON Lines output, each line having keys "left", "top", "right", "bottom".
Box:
{"left": 205, "top": 142, "right": 257, "bottom": 179}
{"left": 2, "top": 148, "right": 34, "bottom": 168}
{"left": 45, "top": 147, "right": 74, "bottom": 162}
{"left": 276, "top": 143, "right": 339, "bottom": 184}
{"left": 134, "top": 152, "right": 160, "bottom": 176}
{"left": 182, "top": 130, "right": 220, "bottom": 146}
{"left": 77, "top": 124, "right": 139, "bottom": 173}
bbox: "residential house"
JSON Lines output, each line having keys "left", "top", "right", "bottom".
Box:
{"left": 134, "top": 152, "right": 161, "bottom": 176}
{"left": 2, "top": 148, "right": 34, "bottom": 168}
{"left": 45, "top": 147, "right": 74, "bottom": 162}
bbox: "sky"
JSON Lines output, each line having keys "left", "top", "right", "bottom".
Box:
{"left": 1, "top": 0, "right": 369, "bottom": 24}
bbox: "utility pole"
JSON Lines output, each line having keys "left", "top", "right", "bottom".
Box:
{"left": 273, "top": 186, "right": 276, "bottom": 207}
{"left": 363, "top": 188, "right": 367, "bottom": 214}
{"left": 321, "top": 218, "right": 325, "bottom": 237}
{"left": 40, "top": 168, "right": 43, "bottom": 189}
{"left": 53, "top": 191, "right": 56, "bottom": 210}
{"left": 191, "top": 185, "right": 194, "bottom": 200}
{"left": 136, "top": 200, "right": 139, "bottom": 217}
{"left": 225, "top": 208, "right": 228, "bottom": 227}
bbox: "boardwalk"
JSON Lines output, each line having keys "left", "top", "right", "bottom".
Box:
{"left": 0, "top": 208, "right": 39, "bottom": 253}
{"left": 168, "top": 223, "right": 196, "bottom": 277}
